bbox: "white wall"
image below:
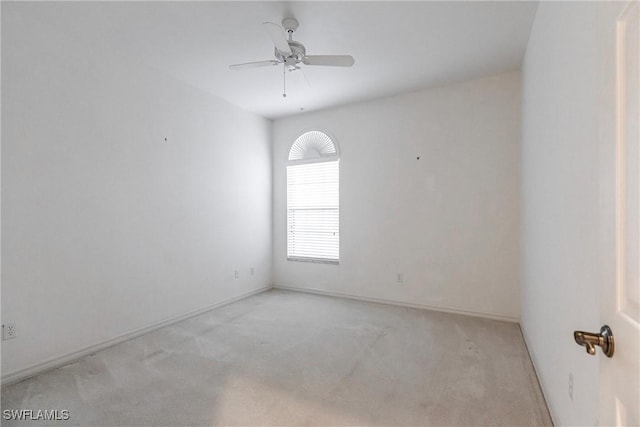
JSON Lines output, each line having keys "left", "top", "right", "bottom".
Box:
{"left": 273, "top": 72, "right": 521, "bottom": 321}
{"left": 521, "top": 2, "right": 624, "bottom": 425}
{"left": 1, "top": 5, "right": 272, "bottom": 379}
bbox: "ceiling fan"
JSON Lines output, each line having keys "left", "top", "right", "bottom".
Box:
{"left": 229, "top": 18, "right": 355, "bottom": 96}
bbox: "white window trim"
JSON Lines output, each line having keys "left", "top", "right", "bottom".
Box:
{"left": 286, "top": 130, "right": 340, "bottom": 264}
{"left": 287, "top": 156, "right": 339, "bottom": 167}
{"left": 286, "top": 256, "right": 339, "bottom": 265}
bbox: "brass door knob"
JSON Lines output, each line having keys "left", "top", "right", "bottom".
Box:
{"left": 574, "top": 325, "right": 614, "bottom": 357}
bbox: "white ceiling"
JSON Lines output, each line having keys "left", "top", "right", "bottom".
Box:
{"left": 17, "top": 1, "right": 538, "bottom": 120}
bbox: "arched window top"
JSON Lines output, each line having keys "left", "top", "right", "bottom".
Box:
{"left": 288, "top": 131, "right": 339, "bottom": 162}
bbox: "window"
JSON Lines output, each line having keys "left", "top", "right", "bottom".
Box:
{"left": 287, "top": 131, "right": 339, "bottom": 263}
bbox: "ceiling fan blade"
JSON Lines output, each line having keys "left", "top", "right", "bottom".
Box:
{"left": 262, "top": 22, "right": 292, "bottom": 56}
{"left": 303, "top": 55, "right": 355, "bottom": 67}
{"left": 229, "top": 60, "right": 280, "bottom": 71}
{"left": 298, "top": 67, "right": 311, "bottom": 87}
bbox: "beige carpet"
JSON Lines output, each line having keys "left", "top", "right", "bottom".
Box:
{"left": 1, "top": 289, "right": 552, "bottom": 426}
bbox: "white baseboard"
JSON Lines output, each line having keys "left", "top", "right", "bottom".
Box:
{"left": 520, "top": 324, "right": 557, "bottom": 426}
{"left": 273, "top": 284, "right": 519, "bottom": 323}
{"left": 1, "top": 286, "right": 271, "bottom": 387}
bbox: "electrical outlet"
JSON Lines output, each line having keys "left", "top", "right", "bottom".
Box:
{"left": 250, "top": 267, "right": 255, "bottom": 276}
{"left": 568, "top": 373, "right": 574, "bottom": 401}
{"left": 396, "top": 273, "right": 404, "bottom": 283}
{"left": 234, "top": 270, "right": 240, "bottom": 279}
{"left": 3, "top": 322, "right": 17, "bottom": 340}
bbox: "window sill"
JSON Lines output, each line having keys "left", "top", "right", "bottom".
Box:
{"left": 287, "top": 257, "right": 339, "bottom": 265}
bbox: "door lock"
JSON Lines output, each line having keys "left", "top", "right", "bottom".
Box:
{"left": 573, "top": 325, "right": 614, "bottom": 357}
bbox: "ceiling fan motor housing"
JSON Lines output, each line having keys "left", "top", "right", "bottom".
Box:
{"left": 275, "top": 40, "right": 306, "bottom": 68}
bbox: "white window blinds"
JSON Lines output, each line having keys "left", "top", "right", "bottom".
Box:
{"left": 287, "top": 160, "right": 339, "bottom": 262}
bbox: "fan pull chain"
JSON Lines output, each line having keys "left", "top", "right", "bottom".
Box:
{"left": 282, "top": 64, "right": 287, "bottom": 98}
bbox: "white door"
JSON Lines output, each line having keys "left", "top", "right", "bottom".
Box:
{"left": 598, "top": 1, "right": 640, "bottom": 425}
